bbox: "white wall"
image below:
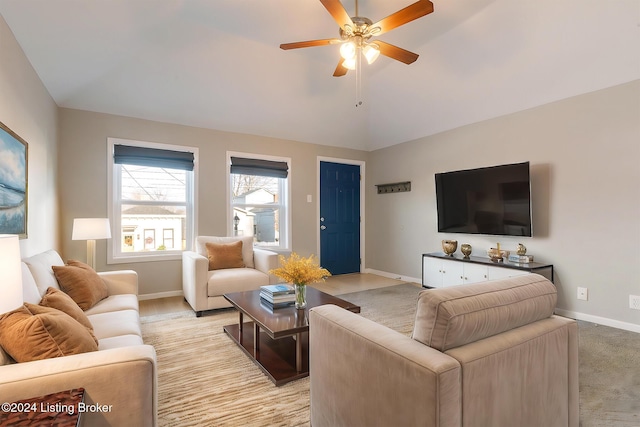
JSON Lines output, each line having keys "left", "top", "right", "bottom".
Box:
{"left": 0, "top": 15, "right": 59, "bottom": 257}
{"left": 366, "top": 80, "right": 640, "bottom": 331}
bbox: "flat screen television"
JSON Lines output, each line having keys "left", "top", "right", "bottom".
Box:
{"left": 435, "top": 162, "right": 532, "bottom": 237}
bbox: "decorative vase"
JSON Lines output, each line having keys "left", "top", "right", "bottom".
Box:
{"left": 294, "top": 283, "right": 307, "bottom": 309}
{"left": 442, "top": 240, "right": 458, "bottom": 256}
{"left": 461, "top": 244, "right": 472, "bottom": 258}
{"left": 516, "top": 243, "right": 527, "bottom": 256}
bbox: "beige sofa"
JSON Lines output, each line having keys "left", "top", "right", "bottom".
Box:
{"left": 0, "top": 250, "right": 157, "bottom": 427}
{"left": 182, "top": 236, "right": 279, "bottom": 316}
{"left": 309, "top": 274, "right": 579, "bottom": 427}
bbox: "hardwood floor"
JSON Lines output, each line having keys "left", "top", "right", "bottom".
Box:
{"left": 139, "top": 273, "right": 417, "bottom": 317}
{"left": 312, "top": 273, "right": 410, "bottom": 295}
{"left": 139, "top": 295, "right": 192, "bottom": 317}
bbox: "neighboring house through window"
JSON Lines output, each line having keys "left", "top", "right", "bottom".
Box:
{"left": 108, "top": 138, "right": 197, "bottom": 263}
{"left": 228, "top": 153, "right": 290, "bottom": 251}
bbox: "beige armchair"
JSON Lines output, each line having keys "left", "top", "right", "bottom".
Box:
{"left": 182, "top": 236, "right": 279, "bottom": 316}
{"left": 309, "top": 274, "right": 579, "bottom": 427}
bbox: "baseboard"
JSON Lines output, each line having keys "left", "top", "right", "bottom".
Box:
{"left": 364, "top": 268, "right": 421, "bottom": 285}
{"left": 554, "top": 308, "right": 640, "bottom": 333}
{"left": 138, "top": 290, "right": 184, "bottom": 301}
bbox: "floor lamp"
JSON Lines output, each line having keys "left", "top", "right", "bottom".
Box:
{"left": 0, "top": 234, "right": 23, "bottom": 315}
{"left": 72, "top": 218, "right": 112, "bottom": 270}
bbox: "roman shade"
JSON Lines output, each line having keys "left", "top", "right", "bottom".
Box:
{"left": 230, "top": 156, "right": 288, "bottom": 178}
{"left": 114, "top": 144, "right": 194, "bottom": 171}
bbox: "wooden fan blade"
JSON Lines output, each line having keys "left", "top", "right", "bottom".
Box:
{"left": 370, "top": 0, "right": 434, "bottom": 36}
{"left": 376, "top": 41, "right": 419, "bottom": 64}
{"left": 320, "top": 0, "right": 354, "bottom": 31}
{"left": 280, "top": 39, "right": 342, "bottom": 50}
{"left": 333, "top": 59, "right": 348, "bottom": 77}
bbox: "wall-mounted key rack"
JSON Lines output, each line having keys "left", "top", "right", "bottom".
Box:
{"left": 375, "top": 181, "right": 411, "bottom": 194}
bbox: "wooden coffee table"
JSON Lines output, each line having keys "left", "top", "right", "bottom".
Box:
{"left": 223, "top": 286, "right": 360, "bottom": 386}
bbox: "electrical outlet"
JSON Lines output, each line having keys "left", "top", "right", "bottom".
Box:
{"left": 630, "top": 295, "right": 640, "bottom": 310}
{"left": 577, "top": 287, "right": 588, "bottom": 301}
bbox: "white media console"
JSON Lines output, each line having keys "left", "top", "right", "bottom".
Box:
{"left": 422, "top": 252, "right": 554, "bottom": 288}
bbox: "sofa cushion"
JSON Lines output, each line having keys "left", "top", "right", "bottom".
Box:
{"left": 52, "top": 260, "right": 109, "bottom": 310}
{"left": 0, "top": 304, "right": 98, "bottom": 363}
{"left": 87, "top": 309, "right": 142, "bottom": 340}
{"left": 207, "top": 268, "right": 270, "bottom": 296}
{"left": 21, "top": 262, "right": 42, "bottom": 304}
{"left": 197, "top": 236, "right": 255, "bottom": 268}
{"left": 40, "top": 287, "right": 94, "bottom": 331}
{"left": 22, "top": 249, "right": 64, "bottom": 297}
{"left": 206, "top": 241, "right": 246, "bottom": 270}
{"left": 412, "top": 274, "right": 557, "bottom": 352}
{"left": 84, "top": 294, "right": 139, "bottom": 316}
{"left": 98, "top": 334, "right": 144, "bottom": 350}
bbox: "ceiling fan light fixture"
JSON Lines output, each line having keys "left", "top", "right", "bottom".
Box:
{"left": 363, "top": 43, "right": 380, "bottom": 64}
{"left": 339, "top": 41, "right": 356, "bottom": 60}
{"left": 343, "top": 57, "right": 356, "bottom": 70}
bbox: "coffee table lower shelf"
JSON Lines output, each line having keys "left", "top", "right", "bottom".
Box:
{"left": 223, "top": 322, "right": 309, "bottom": 386}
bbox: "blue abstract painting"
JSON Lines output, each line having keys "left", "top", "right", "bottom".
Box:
{"left": 0, "top": 122, "right": 28, "bottom": 237}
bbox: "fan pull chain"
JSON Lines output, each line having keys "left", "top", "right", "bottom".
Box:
{"left": 355, "top": 50, "right": 363, "bottom": 107}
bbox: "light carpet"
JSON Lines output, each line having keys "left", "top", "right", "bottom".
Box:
{"left": 577, "top": 321, "right": 640, "bottom": 426}
{"left": 141, "top": 284, "right": 640, "bottom": 426}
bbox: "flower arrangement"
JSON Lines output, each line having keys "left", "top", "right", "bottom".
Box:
{"left": 269, "top": 252, "right": 331, "bottom": 286}
{"left": 269, "top": 252, "right": 331, "bottom": 308}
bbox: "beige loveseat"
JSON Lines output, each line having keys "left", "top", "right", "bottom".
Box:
{"left": 182, "top": 236, "right": 280, "bottom": 316}
{"left": 309, "top": 274, "right": 578, "bottom": 427}
{"left": 0, "top": 250, "right": 157, "bottom": 427}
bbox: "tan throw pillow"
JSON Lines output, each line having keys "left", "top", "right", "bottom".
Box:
{"left": 40, "top": 287, "right": 94, "bottom": 331}
{"left": 206, "top": 241, "right": 246, "bottom": 270}
{"left": 0, "top": 304, "right": 98, "bottom": 363}
{"left": 52, "top": 260, "right": 108, "bottom": 310}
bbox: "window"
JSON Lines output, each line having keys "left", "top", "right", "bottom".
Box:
{"left": 228, "top": 153, "right": 290, "bottom": 250}
{"left": 162, "top": 229, "right": 174, "bottom": 249}
{"left": 108, "top": 138, "right": 197, "bottom": 263}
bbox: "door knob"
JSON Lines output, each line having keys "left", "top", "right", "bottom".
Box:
{"left": 320, "top": 225, "right": 326, "bottom": 230}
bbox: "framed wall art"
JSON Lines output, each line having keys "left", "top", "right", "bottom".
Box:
{"left": 0, "top": 121, "right": 28, "bottom": 238}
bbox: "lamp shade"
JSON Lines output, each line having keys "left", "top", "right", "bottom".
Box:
{"left": 0, "top": 234, "right": 23, "bottom": 314}
{"left": 339, "top": 41, "right": 356, "bottom": 60}
{"left": 343, "top": 57, "right": 356, "bottom": 70}
{"left": 72, "top": 218, "right": 112, "bottom": 240}
{"left": 363, "top": 44, "right": 380, "bottom": 64}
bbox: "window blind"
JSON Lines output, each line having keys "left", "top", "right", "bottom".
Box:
{"left": 114, "top": 145, "right": 194, "bottom": 171}
{"left": 230, "top": 156, "right": 288, "bottom": 178}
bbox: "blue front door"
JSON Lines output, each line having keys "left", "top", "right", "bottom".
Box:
{"left": 320, "top": 161, "right": 361, "bottom": 275}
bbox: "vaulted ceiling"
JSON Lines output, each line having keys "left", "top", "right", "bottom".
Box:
{"left": 1, "top": 0, "right": 637, "bottom": 151}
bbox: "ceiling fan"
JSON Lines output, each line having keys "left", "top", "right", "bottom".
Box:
{"left": 280, "top": 0, "right": 434, "bottom": 77}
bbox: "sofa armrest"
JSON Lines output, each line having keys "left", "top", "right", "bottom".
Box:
{"left": 253, "top": 248, "right": 279, "bottom": 284}
{"left": 0, "top": 345, "right": 157, "bottom": 427}
{"left": 309, "top": 305, "right": 461, "bottom": 427}
{"left": 182, "top": 251, "right": 209, "bottom": 312}
{"left": 98, "top": 270, "right": 138, "bottom": 296}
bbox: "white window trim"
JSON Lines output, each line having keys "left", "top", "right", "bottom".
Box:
{"left": 107, "top": 137, "right": 199, "bottom": 264}
{"left": 227, "top": 151, "right": 291, "bottom": 251}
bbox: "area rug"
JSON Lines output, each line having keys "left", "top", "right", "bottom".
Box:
{"left": 141, "top": 284, "right": 639, "bottom": 426}
{"left": 141, "top": 284, "right": 421, "bottom": 426}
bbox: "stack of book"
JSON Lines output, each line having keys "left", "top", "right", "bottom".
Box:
{"left": 508, "top": 254, "right": 534, "bottom": 263}
{"left": 260, "top": 284, "right": 295, "bottom": 309}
